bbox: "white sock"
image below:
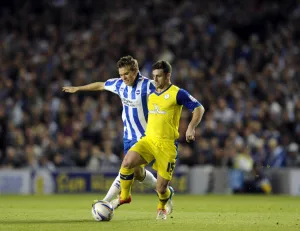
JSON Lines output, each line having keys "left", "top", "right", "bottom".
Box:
{"left": 139, "top": 169, "right": 157, "bottom": 188}
{"left": 103, "top": 173, "right": 121, "bottom": 202}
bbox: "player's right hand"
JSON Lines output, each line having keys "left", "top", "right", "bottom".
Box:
{"left": 62, "top": 86, "right": 79, "bottom": 93}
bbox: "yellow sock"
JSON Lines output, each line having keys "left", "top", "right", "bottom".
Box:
{"left": 157, "top": 187, "right": 171, "bottom": 210}
{"left": 120, "top": 167, "right": 134, "bottom": 200}
{"left": 261, "top": 181, "right": 272, "bottom": 194}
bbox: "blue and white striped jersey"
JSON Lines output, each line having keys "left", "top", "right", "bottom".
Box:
{"left": 104, "top": 72, "right": 155, "bottom": 141}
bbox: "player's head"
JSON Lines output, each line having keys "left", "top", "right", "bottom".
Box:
{"left": 152, "top": 60, "right": 172, "bottom": 90}
{"left": 117, "top": 55, "right": 139, "bottom": 86}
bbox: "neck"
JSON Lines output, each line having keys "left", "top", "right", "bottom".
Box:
{"left": 128, "top": 71, "right": 139, "bottom": 86}
{"left": 156, "top": 83, "right": 171, "bottom": 93}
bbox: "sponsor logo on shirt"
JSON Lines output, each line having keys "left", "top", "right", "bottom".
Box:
{"left": 122, "top": 98, "right": 139, "bottom": 107}
{"left": 149, "top": 104, "right": 166, "bottom": 114}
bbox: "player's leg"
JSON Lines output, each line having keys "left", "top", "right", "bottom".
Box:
{"left": 102, "top": 173, "right": 121, "bottom": 202}
{"left": 110, "top": 150, "right": 148, "bottom": 209}
{"left": 154, "top": 140, "right": 177, "bottom": 219}
{"left": 134, "top": 161, "right": 173, "bottom": 209}
{"left": 112, "top": 137, "right": 155, "bottom": 209}
{"left": 156, "top": 175, "right": 171, "bottom": 220}
{"left": 103, "top": 161, "right": 157, "bottom": 203}
{"left": 119, "top": 150, "right": 147, "bottom": 201}
{"left": 134, "top": 165, "right": 157, "bottom": 188}
{"left": 102, "top": 139, "right": 133, "bottom": 202}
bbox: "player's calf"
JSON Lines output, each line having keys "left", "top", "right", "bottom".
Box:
{"left": 119, "top": 166, "right": 134, "bottom": 200}
{"left": 156, "top": 186, "right": 171, "bottom": 211}
{"left": 156, "top": 174, "right": 173, "bottom": 217}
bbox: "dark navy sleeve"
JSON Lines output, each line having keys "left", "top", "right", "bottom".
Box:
{"left": 176, "top": 89, "right": 201, "bottom": 112}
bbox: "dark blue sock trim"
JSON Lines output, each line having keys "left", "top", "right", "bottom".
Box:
{"left": 159, "top": 198, "right": 169, "bottom": 203}
{"left": 120, "top": 173, "right": 134, "bottom": 180}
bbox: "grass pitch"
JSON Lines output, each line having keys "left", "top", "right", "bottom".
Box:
{"left": 0, "top": 194, "right": 299, "bottom": 231}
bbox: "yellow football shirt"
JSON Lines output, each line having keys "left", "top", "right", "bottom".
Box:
{"left": 145, "top": 84, "right": 201, "bottom": 140}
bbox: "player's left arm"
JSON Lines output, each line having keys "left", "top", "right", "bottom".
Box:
{"left": 186, "top": 105, "right": 205, "bottom": 142}
{"left": 176, "top": 89, "right": 205, "bottom": 142}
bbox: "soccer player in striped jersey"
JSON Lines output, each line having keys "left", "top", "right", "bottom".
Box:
{"left": 62, "top": 56, "right": 173, "bottom": 213}
{"left": 112, "top": 60, "right": 205, "bottom": 219}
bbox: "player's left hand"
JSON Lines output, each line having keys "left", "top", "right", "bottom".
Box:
{"left": 186, "top": 127, "right": 195, "bottom": 143}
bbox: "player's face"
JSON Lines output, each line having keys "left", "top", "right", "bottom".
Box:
{"left": 152, "top": 69, "right": 170, "bottom": 89}
{"left": 119, "top": 67, "right": 137, "bottom": 86}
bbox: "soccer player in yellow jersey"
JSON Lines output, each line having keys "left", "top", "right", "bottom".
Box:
{"left": 111, "top": 60, "right": 205, "bottom": 219}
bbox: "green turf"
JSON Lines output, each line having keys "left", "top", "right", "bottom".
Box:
{"left": 0, "top": 194, "right": 300, "bottom": 231}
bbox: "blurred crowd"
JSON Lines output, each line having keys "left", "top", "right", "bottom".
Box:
{"left": 0, "top": 0, "right": 300, "bottom": 174}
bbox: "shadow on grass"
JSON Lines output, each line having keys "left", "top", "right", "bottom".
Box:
{"left": 1, "top": 218, "right": 152, "bottom": 225}
{"left": 0, "top": 219, "right": 94, "bottom": 225}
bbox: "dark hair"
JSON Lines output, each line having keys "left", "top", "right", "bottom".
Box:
{"left": 152, "top": 60, "right": 172, "bottom": 74}
{"left": 117, "top": 55, "right": 138, "bottom": 72}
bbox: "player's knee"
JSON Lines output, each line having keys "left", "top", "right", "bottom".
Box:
{"left": 121, "top": 154, "right": 135, "bottom": 169}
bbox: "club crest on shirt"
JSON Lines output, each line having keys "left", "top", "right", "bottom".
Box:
{"left": 164, "top": 94, "right": 170, "bottom": 99}
{"left": 136, "top": 90, "right": 140, "bottom": 95}
{"left": 119, "top": 87, "right": 124, "bottom": 92}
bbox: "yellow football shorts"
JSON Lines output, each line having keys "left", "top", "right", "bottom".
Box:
{"left": 130, "top": 136, "right": 177, "bottom": 180}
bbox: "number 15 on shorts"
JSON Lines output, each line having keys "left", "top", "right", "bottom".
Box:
{"left": 167, "top": 162, "right": 175, "bottom": 174}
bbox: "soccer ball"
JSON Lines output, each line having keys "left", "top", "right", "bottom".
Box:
{"left": 91, "top": 200, "right": 114, "bottom": 221}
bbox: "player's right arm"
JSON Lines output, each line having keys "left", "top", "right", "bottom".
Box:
{"left": 62, "top": 82, "right": 105, "bottom": 93}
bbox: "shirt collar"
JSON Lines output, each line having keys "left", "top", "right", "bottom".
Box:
{"left": 132, "top": 71, "right": 142, "bottom": 87}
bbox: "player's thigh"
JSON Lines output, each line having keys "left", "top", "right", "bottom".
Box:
{"left": 130, "top": 136, "right": 155, "bottom": 164}
{"left": 153, "top": 141, "right": 177, "bottom": 181}
{"left": 122, "top": 150, "right": 147, "bottom": 168}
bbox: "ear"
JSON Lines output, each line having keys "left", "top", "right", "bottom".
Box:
{"left": 166, "top": 73, "right": 171, "bottom": 80}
